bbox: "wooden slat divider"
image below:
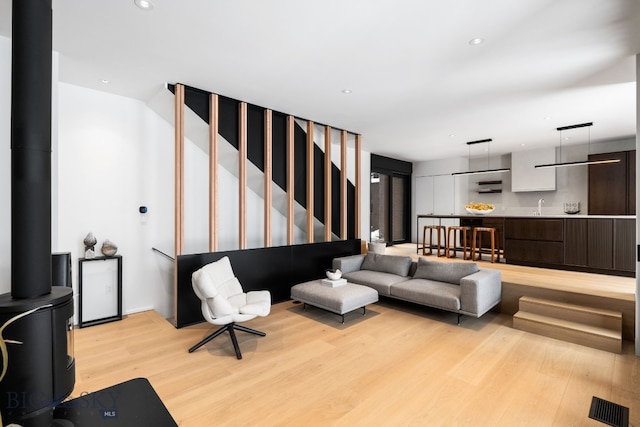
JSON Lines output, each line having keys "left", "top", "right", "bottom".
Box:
{"left": 209, "top": 93, "right": 219, "bottom": 252}
{"left": 264, "top": 109, "right": 273, "bottom": 247}
{"left": 173, "top": 83, "right": 185, "bottom": 326}
{"left": 324, "top": 126, "right": 332, "bottom": 242}
{"left": 174, "top": 84, "right": 185, "bottom": 256}
{"left": 286, "top": 115, "right": 295, "bottom": 244}
{"left": 340, "top": 130, "right": 348, "bottom": 239}
{"left": 307, "top": 121, "right": 314, "bottom": 243}
{"left": 355, "top": 134, "right": 361, "bottom": 239}
{"left": 239, "top": 102, "right": 247, "bottom": 249}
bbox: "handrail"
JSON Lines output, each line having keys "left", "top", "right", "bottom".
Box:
{"left": 152, "top": 247, "right": 175, "bottom": 261}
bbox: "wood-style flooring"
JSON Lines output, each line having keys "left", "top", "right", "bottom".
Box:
{"left": 389, "top": 243, "right": 637, "bottom": 340}
{"left": 72, "top": 300, "right": 640, "bottom": 426}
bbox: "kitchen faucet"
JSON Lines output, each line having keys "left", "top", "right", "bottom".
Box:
{"left": 536, "top": 198, "right": 544, "bottom": 216}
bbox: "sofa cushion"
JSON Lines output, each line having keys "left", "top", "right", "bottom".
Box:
{"left": 390, "top": 279, "right": 461, "bottom": 311}
{"left": 360, "top": 253, "right": 412, "bottom": 277}
{"left": 413, "top": 258, "right": 479, "bottom": 284}
{"left": 343, "top": 270, "right": 409, "bottom": 296}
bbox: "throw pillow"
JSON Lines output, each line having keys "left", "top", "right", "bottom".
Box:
{"left": 413, "top": 258, "right": 479, "bottom": 284}
{"left": 360, "top": 253, "right": 412, "bottom": 276}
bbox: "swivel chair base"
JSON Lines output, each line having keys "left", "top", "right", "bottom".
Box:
{"left": 188, "top": 322, "right": 266, "bottom": 359}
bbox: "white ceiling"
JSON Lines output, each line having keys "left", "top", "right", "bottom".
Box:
{"left": 1, "top": 0, "right": 639, "bottom": 162}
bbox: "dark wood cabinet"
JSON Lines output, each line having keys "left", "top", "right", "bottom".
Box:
{"left": 588, "top": 150, "right": 635, "bottom": 215}
{"left": 565, "top": 218, "right": 634, "bottom": 275}
{"left": 587, "top": 219, "right": 613, "bottom": 269}
{"left": 420, "top": 215, "right": 634, "bottom": 277}
{"left": 505, "top": 219, "right": 564, "bottom": 266}
{"left": 564, "top": 218, "right": 587, "bottom": 266}
{"left": 614, "top": 219, "right": 635, "bottom": 272}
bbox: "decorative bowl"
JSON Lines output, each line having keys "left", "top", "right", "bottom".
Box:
{"left": 325, "top": 269, "right": 342, "bottom": 280}
{"left": 465, "top": 207, "right": 494, "bottom": 215}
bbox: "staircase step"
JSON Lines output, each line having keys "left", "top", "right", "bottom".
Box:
{"left": 513, "top": 311, "right": 622, "bottom": 353}
{"left": 518, "top": 296, "right": 622, "bottom": 330}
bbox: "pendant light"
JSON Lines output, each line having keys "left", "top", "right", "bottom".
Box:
{"left": 534, "top": 122, "right": 620, "bottom": 168}
{"left": 452, "top": 139, "right": 510, "bottom": 176}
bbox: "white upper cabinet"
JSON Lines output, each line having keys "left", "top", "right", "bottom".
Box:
{"left": 511, "top": 147, "right": 556, "bottom": 192}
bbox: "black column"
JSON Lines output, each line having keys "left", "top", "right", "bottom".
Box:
{"left": 11, "top": 0, "right": 53, "bottom": 298}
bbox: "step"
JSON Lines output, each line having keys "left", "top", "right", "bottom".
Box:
{"left": 518, "top": 296, "right": 622, "bottom": 331}
{"left": 513, "top": 311, "right": 622, "bottom": 353}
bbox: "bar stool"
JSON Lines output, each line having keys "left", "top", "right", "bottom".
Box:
{"left": 422, "top": 225, "right": 446, "bottom": 256}
{"left": 472, "top": 227, "right": 500, "bottom": 263}
{"left": 446, "top": 226, "right": 471, "bottom": 259}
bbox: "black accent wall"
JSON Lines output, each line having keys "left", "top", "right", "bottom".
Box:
{"left": 176, "top": 239, "right": 361, "bottom": 328}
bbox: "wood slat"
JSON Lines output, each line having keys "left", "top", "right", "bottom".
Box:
{"left": 355, "top": 134, "right": 361, "bottom": 239}
{"left": 174, "top": 84, "right": 184, "bottom": 256}
{"left": 239, "top": 102, "right": 247, "bottom": 249}
{"left": 264, "top": 109, "right": 273, "bottom": 247}
{"left": 340, "top": 130, "right": 347, "bottom": 240}
{"left": 324, "top": 126, "right": 332, "bottom": 242}
{"left": 209, "top": 93, "right": 218, "bottom": 252}
{"left": 173, "top": 84, "right": 185, "bottom": 327}
{"left": 286, "top": 115, "right": 295, "bottom": 245}
{"left": 307, "top": 121, "right": 314, "bottom": 243}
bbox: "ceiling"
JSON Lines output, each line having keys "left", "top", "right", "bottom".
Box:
{"left": 1, "top": 0, "right": 639, "bottom": 162}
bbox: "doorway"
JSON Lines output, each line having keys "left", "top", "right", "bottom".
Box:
{"left": 370, "top": 154, "right": 413, "bottom": 246}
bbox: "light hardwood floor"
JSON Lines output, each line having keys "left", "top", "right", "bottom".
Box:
{"left": 389, "top": 243, "right": 637, "bottom": 340}
{"left": 72, "top": 299, "right": 640, "bottom": 426}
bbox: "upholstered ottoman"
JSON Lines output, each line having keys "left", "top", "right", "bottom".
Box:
{"left": 291, "top": 279, "right": 379, "bottom": 323}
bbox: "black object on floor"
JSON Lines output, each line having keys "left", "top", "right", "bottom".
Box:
{"left": 588, "top": 396, "right": 629, "bottom": 427}
{"left": 53, "top": 378, "right": 177, "bottom": 426}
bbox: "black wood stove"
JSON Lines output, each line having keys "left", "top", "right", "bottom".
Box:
{"left": 0, "top": 1, "right": 75, "bottom": 425}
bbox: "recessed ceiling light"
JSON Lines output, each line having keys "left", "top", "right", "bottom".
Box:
{"left": 468, "top": 38, "right": 484, "bottom": 45}
{"left": 134, "top": 0, "right": 154, "bottom": 10}
{"left": 341, "top": 89, "right": 352, "bottom": 94}
{"left": 100, "top": 79, "right": 110, "bottom": 84}
{"left": 544, "top": 116, "right": 552, "bottom": 120}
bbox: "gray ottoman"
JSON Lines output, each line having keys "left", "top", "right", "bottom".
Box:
{"left": 291, "top": 279, "right": 379, "bottom": 323}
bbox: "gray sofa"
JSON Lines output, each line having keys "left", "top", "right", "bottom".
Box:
{"left": 332, "top": 253, "right": 502, "bottom": 323}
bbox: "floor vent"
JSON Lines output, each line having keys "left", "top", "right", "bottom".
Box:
{"left": 589, "top": 396, "right": 629, "bottom": 427}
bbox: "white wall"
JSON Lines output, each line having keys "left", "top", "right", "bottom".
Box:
{"left": 57, "top": 83, "right": 176, "bottom": 319}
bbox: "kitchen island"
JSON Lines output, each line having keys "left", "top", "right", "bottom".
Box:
{"left": 417, "top": 214, "right": 636, "bottom": 277}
